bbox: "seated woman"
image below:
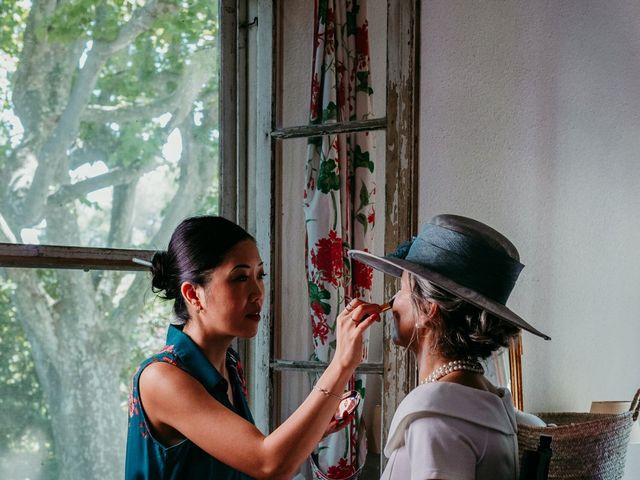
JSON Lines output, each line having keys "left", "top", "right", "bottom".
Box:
{"left": 349, "top": 214, "right": 550, "bottom": 480}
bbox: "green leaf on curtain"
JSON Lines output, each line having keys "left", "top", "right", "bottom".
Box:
{"left": 329, "top": 339, "right": 336, "bottom": 350}
{"left": 307, "top": 136, "right": 322, "bottom": 147}
{"left": 355, "top": 379, "right": 366, "bottom": 398}
{"left": 309, "top": 281, "right": 332, "bottom": 315}
{"left": 346, "top": 4, "right": 360, "bottom": 36}
{"left": 318, "top": 159, "right": 340, "bottom": 193}
{"left": 318, "top": 0, "right": 329, "bottom": 25}
{"left": 356, "top": 71, "right": 374, "bottom": 95}
{"left": 356, "top": 212, "right": 368, "bottom": 235}
{"left": 353, "top": 145, "right": 374, "bottom": 172}
{"left": 359, "top": 181, "right": 370, "bottom": 207}
{"left": 323, "top": 101, "right": 338, "bottom": 122}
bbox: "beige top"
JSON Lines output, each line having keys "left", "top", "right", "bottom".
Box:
{"left": 381, "top": 382, "right": 519, "bottom": 480}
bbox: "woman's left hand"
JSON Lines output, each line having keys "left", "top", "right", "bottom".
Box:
{"left": 321, "top": 411, "right": 355, "bottom": 439}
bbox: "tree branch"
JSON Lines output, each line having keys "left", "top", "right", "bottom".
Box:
{"left": 48, "top": 160, "right": 162, "bottom": 206}
{"left": 165, "top": 48, "right": 217, "bottom": 130}
{"left": 5, "top": 269, "right": 61, "bottom": 367}
{"left": 83, "top": 96, "right": 179, "bottom": 124}
{"left": 82, "top": 47, "right": 216, "bottom": 126}
{"left": 107, "top": 0, "right": 178, "bottom": 54}
{"left": 0, "top": 212, "right": 18, "bottom": 243}
{"left": 19, "top": 0, "right": 179, "bottom": 228}
{"left": 111, "top": 112, "right": 217, "bottom": 331}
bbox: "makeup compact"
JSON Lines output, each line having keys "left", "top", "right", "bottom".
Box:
{"left": 334, "top": 390, "right": 361, "bottom": 421}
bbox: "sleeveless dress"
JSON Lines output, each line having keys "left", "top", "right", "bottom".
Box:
{"left": 125, "top": 324, "right": 255, "bottom": 480}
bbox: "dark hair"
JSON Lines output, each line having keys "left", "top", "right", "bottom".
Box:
{"left": 409, "top": 274, "right": 520, "bottom": 359}
{"left": 151, "top": 216, "right": 254, "bottom": 322}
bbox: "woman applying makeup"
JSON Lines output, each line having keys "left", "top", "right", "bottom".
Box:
{"left": 125, "top": 216, "right": 381, "bottom": 479}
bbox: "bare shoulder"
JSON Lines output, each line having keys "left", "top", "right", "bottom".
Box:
{"left": 139, "top": 361, "right": 197, "bottom": 393}
{"left": 138, "top": 361, "right": 208, "bottom": 414}
{"left": 138, "top": 361, "right": 220, "bottom": 445}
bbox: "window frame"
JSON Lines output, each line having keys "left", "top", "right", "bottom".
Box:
{"left": 249, "top": 0, "right": 422, "bottom": 464}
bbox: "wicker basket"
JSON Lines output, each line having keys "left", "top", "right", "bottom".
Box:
{"left": 517, "top": 389, "right": 640, "bottom": 480}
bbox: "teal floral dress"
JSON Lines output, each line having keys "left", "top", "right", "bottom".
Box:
{"left": 125, "top": 324, "right": 255, "bottom": 479}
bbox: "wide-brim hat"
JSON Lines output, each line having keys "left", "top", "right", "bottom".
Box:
{"left": 348, "top": 214, "right": 550, "bottom": 340}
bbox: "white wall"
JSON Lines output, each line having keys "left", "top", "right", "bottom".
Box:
{"left": 420, "top": 1, "right": 640, "bottom": 476}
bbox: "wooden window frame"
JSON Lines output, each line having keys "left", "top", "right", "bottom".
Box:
{"left": 250, "top": 0, "right": 422, "bottom": 464}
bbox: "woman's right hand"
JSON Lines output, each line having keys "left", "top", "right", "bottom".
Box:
{"left": 332, "top": 299, "right": 382, "bottom": 371}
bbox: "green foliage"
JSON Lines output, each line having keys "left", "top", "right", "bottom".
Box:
{"left": 0, "top": 2, "right": 29, "bottom": 56}
{"left": 36, "top": 270, "right": 62, "bottom": 301}
{"left": 47, "top": 0, "right": 96, "bottom": 41}
{"left": 0, "top": 278, "right": 56, "bottom": 472}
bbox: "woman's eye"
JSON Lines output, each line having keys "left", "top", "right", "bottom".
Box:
{"left": 259, "top": 272, "right": 268, "bottom": 280}
{"left": 235, "top": 275, "right": 249, "bottom": 282}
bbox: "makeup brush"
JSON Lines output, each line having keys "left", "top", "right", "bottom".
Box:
{"left": 379, "top": 302, "right": 392, "bottom": 312}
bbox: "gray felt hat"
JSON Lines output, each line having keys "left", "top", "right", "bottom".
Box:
{"left": 348, "top": 214, "right": 550, "bottom": 340}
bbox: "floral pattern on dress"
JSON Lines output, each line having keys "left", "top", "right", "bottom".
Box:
{"left": 127, "top": 344, "right": 181, "bottom": 439}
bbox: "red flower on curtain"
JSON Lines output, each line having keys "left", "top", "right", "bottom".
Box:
{"left": 311, "top": 301, "right": 325, "bottom": 319}
{"left": 352, "top": 259, "right": 373, "bottom": 291}
{"left": 310, "top": 72, "right": 321, "bottom": 117}
{"left": 310, "top": 230, "right": 344, "bottom": 286}
{"left": 355, "top": 21, "right": 370, "bottom": 60}
{"left": 312, "top": 319, "right": 330, "bottom": 344}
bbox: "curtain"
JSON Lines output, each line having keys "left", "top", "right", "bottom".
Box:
{"left": 304, "top": 0, "right": 376, "bottom": 478}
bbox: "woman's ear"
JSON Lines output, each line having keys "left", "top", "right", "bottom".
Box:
{"left": 180, "top": 281, "right": 201, "bottom": 310}
{"left": 416, "top": 302, "right": 439, "bottom": 332}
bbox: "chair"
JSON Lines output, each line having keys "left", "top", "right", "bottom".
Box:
{"left": 519, "top": 435, "right": 552, "bottom": 480}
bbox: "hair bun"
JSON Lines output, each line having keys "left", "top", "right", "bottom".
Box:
{"left": 151, "top": 251, "right": 172, "bottom": 296}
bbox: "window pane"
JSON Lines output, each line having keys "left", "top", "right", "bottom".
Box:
{"left": 277, "top": 134, "right": 386, "bottom": 362}
{"left": 0, "top": 268, "right": 170, "bottom": 478}
{"left": 0, "top": 0, "right": 220, "bottom": 249}
{"left": 277, "top": 0, "right": 387, "bottom": 129}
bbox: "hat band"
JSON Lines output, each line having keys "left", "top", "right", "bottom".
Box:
{"left": 405, "top": 224, "right": 524, "bottom": 305}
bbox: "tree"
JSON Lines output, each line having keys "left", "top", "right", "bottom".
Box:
{"left": 0, "top": 1, "right": 220, "bottom": 477}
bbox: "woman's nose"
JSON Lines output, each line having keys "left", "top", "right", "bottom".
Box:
{"left": 250, "top": 278, "right": 264, "bottom": 301}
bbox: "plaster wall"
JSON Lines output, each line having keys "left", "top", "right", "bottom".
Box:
{"left": 420, "top": 1, "right": 640, "bottom": 476}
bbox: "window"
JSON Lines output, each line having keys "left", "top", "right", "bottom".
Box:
{"left": 1, "top": 0, "right": 421, "bottom": 478}
{"left": 0, "top": 1, "right": 234, "bottom": 478}
{"left": 249, "top": 0, "right": 420, "bottom": 477}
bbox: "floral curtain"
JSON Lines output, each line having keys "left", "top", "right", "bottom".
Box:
{"left": 303, "top": 0, "right": 376, "bottom": 478}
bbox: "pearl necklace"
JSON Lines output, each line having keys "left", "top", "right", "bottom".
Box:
{"left": 421, "top": 358, "right": 485, "bottom": 384}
